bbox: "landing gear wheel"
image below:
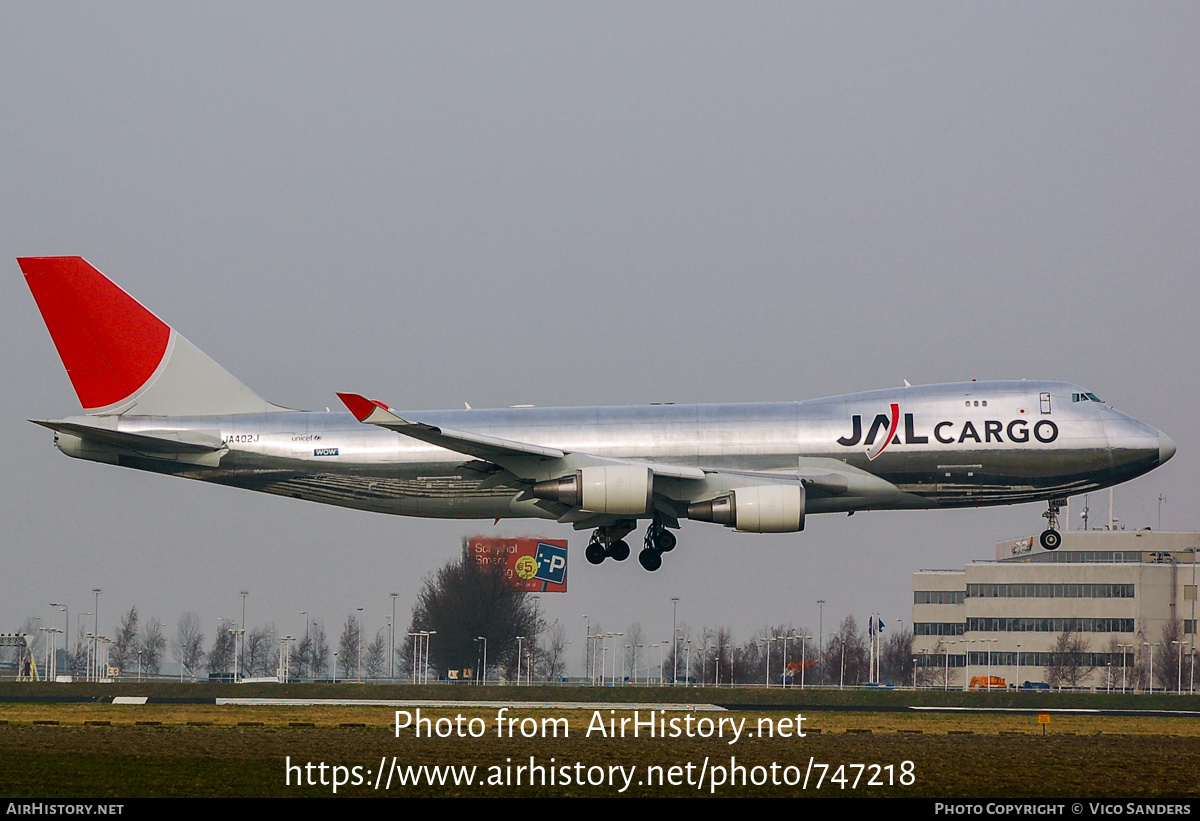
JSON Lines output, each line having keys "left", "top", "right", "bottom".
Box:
{"left": 638, "top": 549, "right": 663, "bottom": 571}
{"left": 654, "top": 529, "right": 677, "bottom": 552}
{"left": 585, "top": 541, "right": 607, "bottom": 565}
{"left": 1039, "top": 529, "right": 1061, "bottom": 551}
{"left": 607, "top": 539, "right": 630, "bottom": 561}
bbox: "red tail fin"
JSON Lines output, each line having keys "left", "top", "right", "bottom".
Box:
{"left": 20, "top": 256, "right": 170, "bottom": 412}
{"left": 20, "top": 256, "right": 285, "bottom": 416}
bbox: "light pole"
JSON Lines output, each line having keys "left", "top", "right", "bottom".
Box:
{"left": 839, "top": 637, "right": 846, "bottom": 689}
{"left": 961, "top": 639, "right": 972, "bottom": 692}
{"left": 239, "top": 590, "right": 249, "bottom": 683}
{"left": 50, "top": 603, "right": 68, "bottom": 681}
{"left": 800, "top": 635, "right": 812, "bottom": 689}
{"left": 945, "top": 641, "right": 952, "bottom": 691}
{"left": 1173, "top": 641, "right": 1183, "bottom": 693}
{"left": 817, "top": 599, "right": 826, "bottom": 684}
{"left": 1187, "top": 548, "right": 1198, "bottom": 695}
{"left": 612, "top": 633, "right": 624, "bottom": 684}
{"left": 582, "top": 615, "right": 590, "bottom": 685}
{"left": 390, "top": 593, "right": 398, "bottom": 680}
{"left": 356, "top": 607, "right": 364, "bottom": 683}
{"left": 671, "top": 597, "right": 680, "bottom": 685}
{"left": 476, "top": 637, "right": 487, "bottom": 685}
{"left": 515, "top": 636, "right": 525, "bottom": 684}
{"left": 408, "top": 633, "right": 420, "bottom": 683}
{"left": 985, "top": 639, "right": 994, "bottom": 689}
{"left": 92, "top": 589, "right": 101, "bottom": 683}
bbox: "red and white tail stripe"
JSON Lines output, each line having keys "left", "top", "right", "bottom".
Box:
{"left": 20, "top": 256, "right": 285, "bottom": 417}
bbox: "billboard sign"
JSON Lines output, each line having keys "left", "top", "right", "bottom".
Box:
{"left": 465, "top": 536, "right": 568, "bottom": 592}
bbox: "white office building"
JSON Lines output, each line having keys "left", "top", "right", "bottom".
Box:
{"left": 912, "top": 530, "right": 1199, "bottom": 690}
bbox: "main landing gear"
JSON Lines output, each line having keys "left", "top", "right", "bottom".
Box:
{"left": 638, "top": 517, "right": 676, "bottom": 572}
{"left": 1040, "top": 498, "right": 1066, "bottom": 550}
{"left": 586, "top": 518, "right": 678, "bottom": 571}
{"left": 585, "top": 522, "right": 635, "bottom": 565}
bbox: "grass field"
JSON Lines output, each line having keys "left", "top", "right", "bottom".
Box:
{"left": 1, "top": 683, "right": 1197, "bottom": 798}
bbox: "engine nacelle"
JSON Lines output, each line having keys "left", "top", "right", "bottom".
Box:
{"left": 688, "top": 484, "right": 805, "bottom": 533}
{"left": 531, "top": 465, "right": 653, "bottom": 516}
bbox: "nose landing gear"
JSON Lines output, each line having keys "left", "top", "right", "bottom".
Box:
{"left": 1040, "top": 498, "right": 1067, "bottom": 550}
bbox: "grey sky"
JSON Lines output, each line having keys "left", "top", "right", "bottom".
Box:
{"left": 1, "top": 4, "right": 1196, "bottom": 671}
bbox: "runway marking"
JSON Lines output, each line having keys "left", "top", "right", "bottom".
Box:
{"left": 216, "top": 698, "right": 727, "bottom": 711}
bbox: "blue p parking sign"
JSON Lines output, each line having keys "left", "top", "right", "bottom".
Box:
{"left": 534, "top": 542, "right": 567, "bottom": 586}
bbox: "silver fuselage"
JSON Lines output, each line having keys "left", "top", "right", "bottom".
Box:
{"left": 52, "top": 380, "right": 1171, "bottom": 524}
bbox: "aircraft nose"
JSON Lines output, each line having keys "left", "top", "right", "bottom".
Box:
{"left": 1159, "top": 431, "right": 1176, "bottom": 465}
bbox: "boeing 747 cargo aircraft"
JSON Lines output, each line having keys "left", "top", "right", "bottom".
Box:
{"left": 19, "top": 257, "right": 1175, "bottom": 571}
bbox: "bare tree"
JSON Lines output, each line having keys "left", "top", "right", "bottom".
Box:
{"left": 208, "top": 621, "right": 236, "bottom": 677}
{"left": 338, "top": 614, "right": 362, "bottom": 680}
{"left": 733, "top": 634, "right": 763, "bottom": 684}
{"left": 246, "top": 624, "right": 275, "bottom": 677}
{"left": 624, "top": 622, "right": 645, "bottom": 682}
{"left": 823, "top": 616, "right": 868, "bottom": 686}
{"left": 110, "top": 607, "right": 139, "bottom": 674}
{"left": 139, "top": 618, "right": 166, "bottom": 675}
{"left": 173, "top": 612, "right": 205, "bottom": 678}
{"left": 707, "top": 626, "right": 735, "bottom": 685}
{"left": 70, "top": 626, "right": 89, "bottom": 680}
{"left": 365, "top": 629, "right": 387, "bottom": 678}
{"left": 915, "top": 641, "right": 950, "bottom": 689}
{"left": 539, "top": 622, "right": 568, "bottom": 682}
{"left": 310, "top": 621, "right": 330, "bottom": 678}
{"left": 880, "top": 627, "right": 915, "bottom": 686}
{"left": 689, "top": 626, "right": 718, "bottom": 685}
{"left": 1045, "top": 628, "right": 1094, "bottom": 689}
{"left": 290, "top": 634, "right": 312, "bottom": 680}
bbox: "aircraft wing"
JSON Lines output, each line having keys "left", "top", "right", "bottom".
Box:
{"left": 336, "top": 392, "right": 707, "bottom": 482}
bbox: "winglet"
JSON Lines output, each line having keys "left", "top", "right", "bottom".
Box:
{"left": 336, "top": 392, "right": 401, "bottom": 424}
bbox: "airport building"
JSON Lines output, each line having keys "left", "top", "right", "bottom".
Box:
{"left": 912, "top": 530, "right": 1199, "bottom": 690}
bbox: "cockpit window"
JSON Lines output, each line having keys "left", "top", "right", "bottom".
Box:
{"left": 1071, "top": 392, "right": 1104, "bottom": 403}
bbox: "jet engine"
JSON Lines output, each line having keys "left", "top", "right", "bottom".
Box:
{"left": 531, "top": 465, "right": 653, "bottom": 516}
{"left": 688, "top": 485, "right": 805, "bottom": 533}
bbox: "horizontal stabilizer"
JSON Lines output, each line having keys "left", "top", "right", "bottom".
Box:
{"left": 31, "top": 419, "right": 225, "bottom": 454}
